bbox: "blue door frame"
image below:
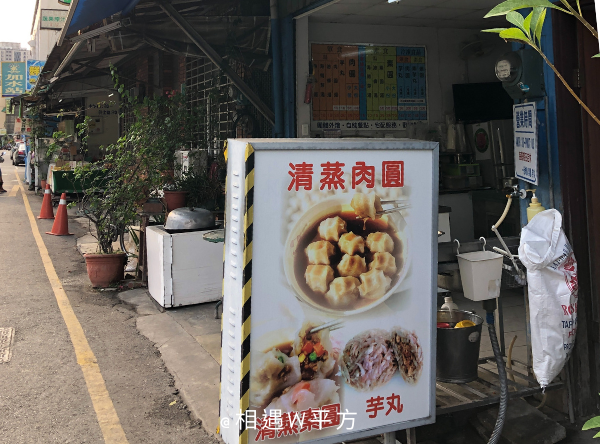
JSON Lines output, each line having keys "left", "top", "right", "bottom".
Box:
{"left": 516, "top": 12, "right": 563, "bottom": 224}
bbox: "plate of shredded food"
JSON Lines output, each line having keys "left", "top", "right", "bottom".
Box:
{"left": 341, "top": 327, "right": 423, "bottom": 392}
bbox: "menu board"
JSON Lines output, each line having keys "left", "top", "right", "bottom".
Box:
{"left": 311, "top": 44, "right": 427, "bottom": 131}
{"left": 220, "top": 139, "right": 437, "bottom": 444}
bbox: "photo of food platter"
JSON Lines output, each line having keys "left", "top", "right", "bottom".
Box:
{"left": 250, "top": 322, "right": 340, "bottom": 414}
{"left": 284, "top": 191, "right": 410, "bottom": 315}
{"left": 249, "top": 314, "right": 423, "bottom": 416}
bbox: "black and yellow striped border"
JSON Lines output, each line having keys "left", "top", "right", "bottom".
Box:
{"left": 239, "top": 143, "right": 254, "bottom": 444}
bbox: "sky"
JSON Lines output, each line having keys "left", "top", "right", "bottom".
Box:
{"left": 0, "top": 0, "right": 38, "bottom": 47}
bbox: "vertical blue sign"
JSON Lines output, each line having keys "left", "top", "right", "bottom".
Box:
{"left": 1, "top": 62, "right": 26, "bottom": 97}
{"left": 514, "top": 102, "right": 538, "bottom": 185}
{"left": 27, "top": 60, "right": 44, "bottom": 91}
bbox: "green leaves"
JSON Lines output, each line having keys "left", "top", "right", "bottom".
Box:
{"left": 484, "top": 0, "right": 568, "bottom": 18}
{"left": 482, "top": 28, "right": 509, "bottom": 34}
{"left": 583, "top": 416, "right": 600, "bottom": 431}
{"left": 531, "top": 8, "right": 547, "bottom": 44}
{"left": 506, "top": 11, "right": 527, "bottom": 34}
{"left": 500, "top": 27, "right": 530, "bottom": 43}
{"left": 482, "top": 8, "right": 547, "bottom": 48}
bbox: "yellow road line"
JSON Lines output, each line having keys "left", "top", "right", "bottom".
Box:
{"left": 15, "top": 171, "right": 129, "bottom": 444}
{"left": 8, "top": 185, "right": 19, "bottom": 197}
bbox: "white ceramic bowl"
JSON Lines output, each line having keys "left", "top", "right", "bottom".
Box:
{"left": 283, "top": 195, "right": 410, "bottom": 316}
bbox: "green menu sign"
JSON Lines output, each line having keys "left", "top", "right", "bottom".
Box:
{"left": 1, "top": 62, "right": 26, "bottom": 97}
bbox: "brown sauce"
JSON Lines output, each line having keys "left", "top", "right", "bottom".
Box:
{"left": 295, "top": 210, "right": 404, "bottom": 311}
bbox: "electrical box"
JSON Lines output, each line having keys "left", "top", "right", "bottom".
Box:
{"left": 495, "top": 50, "right": 545, "bottom": 100}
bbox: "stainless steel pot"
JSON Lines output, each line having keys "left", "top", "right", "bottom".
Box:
{"left": 437, "top": 310, "right": 484, "bottom": 384}
{"left": 165, "top": 207, "right": 216, "bottom": 233}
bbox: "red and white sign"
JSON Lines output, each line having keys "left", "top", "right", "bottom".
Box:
{"left": 221, "top": 139, "right": 438, "bottom": 444}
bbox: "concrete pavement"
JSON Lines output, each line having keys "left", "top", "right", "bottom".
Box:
{"left": 116, "top": 289, "right": 222, "bottom": 436}
{"left": 0, "top": 164, "right": 218, "bottom": 443}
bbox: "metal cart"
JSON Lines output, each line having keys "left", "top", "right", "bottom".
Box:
{"left": 436, "top": 237, "right": 571, "bottom": 421}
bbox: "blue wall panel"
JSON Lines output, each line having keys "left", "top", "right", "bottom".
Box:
{"left": 515, "top": 12, "right": 563, "bottom": 227}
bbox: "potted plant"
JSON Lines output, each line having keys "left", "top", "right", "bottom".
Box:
{"left": 74, "top": 117, "right": 151, "bottom": 288}
{"left": 181, "top": 167, "right": 225, "bottom": 211}
{"left": 74, "top": 163, "right": 133, "bottom": 287}
{"left": 163, "top": 179, "right": 189, "bottom": 212}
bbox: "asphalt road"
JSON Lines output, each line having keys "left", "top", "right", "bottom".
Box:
{"left": 0, "top": 164, "right": 219, "bottom": 443}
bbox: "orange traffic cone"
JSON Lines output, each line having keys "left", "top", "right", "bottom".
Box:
{"left": 46, "top": 193, "right": 73, "bottom": 236}
{"left": 38, "top": 184, "right": 55, "bottom": 219}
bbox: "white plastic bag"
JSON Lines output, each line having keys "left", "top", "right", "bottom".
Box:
{"left": 518, "top": 209, "right": 578, "bottom": 389}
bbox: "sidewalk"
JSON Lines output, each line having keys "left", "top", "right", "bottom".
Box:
{"left": 69, "top": 214, "right": 223, "bottom": 436}
{"left": 117, "top": 289, "right": 223, "bottom": 435}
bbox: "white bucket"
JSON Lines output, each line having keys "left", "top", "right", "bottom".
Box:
{"left": 457, "top": 251, "right": 503, "bottom": 301}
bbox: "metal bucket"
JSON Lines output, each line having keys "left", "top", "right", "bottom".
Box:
{"left": 436, "top": 310, "right": 484, "bottom": 384}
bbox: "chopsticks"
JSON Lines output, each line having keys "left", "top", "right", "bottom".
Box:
{"left": 377, "top": 204, "right": 410, "bottom": 215}
{"left": 310, "top": 320, "right": 344, "bottom": 334}
{"left": 380, "top": 199, "right": 408, "bottom": 205}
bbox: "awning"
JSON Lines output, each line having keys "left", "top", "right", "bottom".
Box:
{"left": 59, "top": 0, "right": 141, "bottom": 44}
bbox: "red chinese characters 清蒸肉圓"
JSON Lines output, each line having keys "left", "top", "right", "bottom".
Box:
{"left": 287, "top": 161, "right": 404, "bottom": 192}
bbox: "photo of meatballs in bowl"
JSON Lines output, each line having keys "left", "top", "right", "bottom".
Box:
{"left": 284, "top": 192, "right": 409, "bottom": 315}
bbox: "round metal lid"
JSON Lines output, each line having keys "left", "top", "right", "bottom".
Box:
{"left": 165, "top": 207, "right": 215, "bottom": 231}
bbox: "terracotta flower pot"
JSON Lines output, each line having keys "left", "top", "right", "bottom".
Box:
{"left": 40, "top": 180, "right": 47, "bottom": 190}
{"left": 164, "top": 190, "right": 188, "bottom": 212}
{"left": 84, "top": 253, "right": 127, "bottom": 288}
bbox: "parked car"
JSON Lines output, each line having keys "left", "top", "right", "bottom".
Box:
{"left": 12, "top": 143, "right": 25, "bottom": 165}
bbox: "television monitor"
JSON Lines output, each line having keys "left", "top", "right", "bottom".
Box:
{"left": 452, "top": 82, "right": 514, "bottom": 123}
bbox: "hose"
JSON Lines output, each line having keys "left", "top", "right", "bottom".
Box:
{"left": 507, "top": 335, "right": 517, "bottom": 382}
{"left": 493, "top": 196, "right": 512, "bottom": 229}
{"left": 492, "top": 196, "right": 526, "bottom": 285}
{"left": 487, "top": 313, "right": 508, "bottom": 444}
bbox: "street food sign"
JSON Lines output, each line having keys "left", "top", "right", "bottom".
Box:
{"left": 220, "top": 139, "right": 438, "bottom": 444}
{"left": 27, "top": 60, "right": 44, "bottom": 91}
{"left": 310, "top": 44, "right": 428, "bottom": 132}
{"left": 513, "top": 103, "right": 538, "bottom": 185}
{"left": 1, "top": 62, "right": 26, "bottom": 97}
{"left": 40, "top": 9, "right": 68, "bottom": 30}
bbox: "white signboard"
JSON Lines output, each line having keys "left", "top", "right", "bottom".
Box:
{"left": 514, "top": 102, "right": 538, "bottom": 185}
{"left": 40, "top": 9, "right": 68, "bottom": 30}
{"left": 220, "top": 139, "right": 438, "bottom": 444}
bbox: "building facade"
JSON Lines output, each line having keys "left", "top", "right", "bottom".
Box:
{"left": 29, "top": 0, "right": 69, "bottom": 61}
{"left": 0, "top": 42, "right": 31, "bottom": 63}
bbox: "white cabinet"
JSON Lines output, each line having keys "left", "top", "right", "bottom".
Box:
{"left": 146, "top": 225, "right": 223, "bottom": 308}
